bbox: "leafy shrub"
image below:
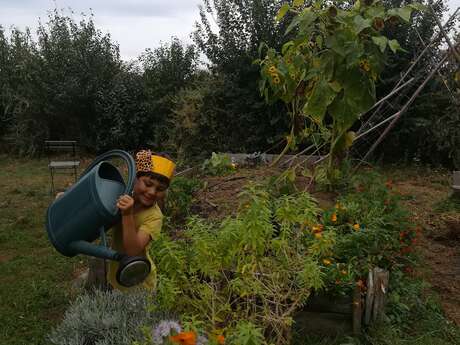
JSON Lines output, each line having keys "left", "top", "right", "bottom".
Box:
{"left": 48, "top": 290, "right": 165, "bottom": 345}
{"left": 304, "top": 170, "right": 418, "bottom": 296}
{"left": 227, "top": 321, "right": 265, "bottom": 345}
{"left": 165, "top": 176, "right": 202, "bottom": 226}
{"left": 94, "top": 65, "right": 151, "bottom": 152}
{"left": 201, "top": 152, "right": 236, "bottom": 176}
{"left": 151, "top": 185, "right": 325, "bottom": 344}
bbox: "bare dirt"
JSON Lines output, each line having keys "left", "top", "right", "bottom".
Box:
{"left": 191, "top": 166, "right": 336, "bottom": 219}
{"left": 388, "top": 168, "right": 460, "bottom": 325}
{"left": 192, "top": 166, "right": 283, "bottom": 219}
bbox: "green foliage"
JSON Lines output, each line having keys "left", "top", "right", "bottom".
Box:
{"left": 434, "top": 194, "right": 460, "bottom": 213}
{"left": 151, "top": 186, "right": 324, "bottom": 344}
{"left": 227, "top": 321, "right": 265, "bottom": 345}
{"left": 48, "top": 290, "right": 164, "bottom": 345}
{"left": 190, "top": 0, "right": 291, "bottom": 154}
{"left": 297, "top": 170, "right": 418, "bottom": 297}
{"left": 170, "top": 72, "right": 288, "bottom": 160}
{"left": 201, "top": 152, "right": 236, "bottom": 176}
{"left": 164, "top": 176, "right": 202, "bottom": 227}
{"left": 151, "top": 169, "right": 449, "bottom": 342}
{"left": 370, "top": 1, "right": 459, "bottom": 168}
{"left": 258, "top": 0, "right": 421, "bottom": 182}
{"left": 94, "top": 64, "right": 150, "bottom": 151}
{"left": 0, "top": 10, "right": 121, "bottom": 154}
{"left": 140, "top": 38, "right": 198, "bottom": 151}
{"left": 0, "top": 10, "right": 199, "bottom": 155}
{"left": 379, "top": 51, "right": 460, "bottom": 168}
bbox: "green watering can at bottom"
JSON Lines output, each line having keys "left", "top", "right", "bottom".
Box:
{"left": 46, "top": 149, "right": 151, "bottom": 287}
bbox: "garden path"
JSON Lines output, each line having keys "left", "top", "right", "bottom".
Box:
{"left": 392, "top": 169, "right": 460, "bottom": 325}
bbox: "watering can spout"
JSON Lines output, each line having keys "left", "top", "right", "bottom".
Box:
{"left": 68, "top": 240, "right": 124, "bottom": 261}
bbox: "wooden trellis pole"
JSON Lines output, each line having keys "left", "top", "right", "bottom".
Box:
{"left": 356, "top": 52, "right": 450, "bottom": 169}
{"left": 357, "top": 7, "right": 459, "bottom": 136}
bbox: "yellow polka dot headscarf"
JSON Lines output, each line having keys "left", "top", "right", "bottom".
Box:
{"left": 135, "top": 150, "right": 175, "bottom": 181}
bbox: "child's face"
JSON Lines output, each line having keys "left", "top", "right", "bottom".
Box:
{"left": 133, "top": 175, "right": 168, "bottom": 208}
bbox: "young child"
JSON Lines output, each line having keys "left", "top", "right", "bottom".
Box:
{"left": 106, "top": 150, "right": 175, "bottom": 291}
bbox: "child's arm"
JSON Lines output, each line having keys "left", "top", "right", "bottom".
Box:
{"left": 117, "top": 195, "right": 151, "bottom": 256}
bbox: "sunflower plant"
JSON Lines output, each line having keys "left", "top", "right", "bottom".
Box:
{"left": 256, "top": 0, "right": 424, "bottom": 184}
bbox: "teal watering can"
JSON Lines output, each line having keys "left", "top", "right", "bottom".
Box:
{"left": 46, "top": 150, "right": 151, "bottom": 287}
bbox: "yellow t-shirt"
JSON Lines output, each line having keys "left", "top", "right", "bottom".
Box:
{"left": 107, "top": 204, "right": 162, "bottom": 292}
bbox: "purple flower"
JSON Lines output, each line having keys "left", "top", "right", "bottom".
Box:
{"left": 152, "top": 320, "right": 182, "bottom": 344}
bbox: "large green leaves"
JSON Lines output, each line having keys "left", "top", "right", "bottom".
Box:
{"left": 372, "top": 36, "right": 388, "bottom": 53}
{"left": 353, "top": 15, "right": 372, "bottom": 33}
{"left": 303, "top": 78, "right": 338, "bottom": 123}
{"left": 329, "top": 66, "right": 375, "bottom": 132}
{"left": 388, "top": 39, "right": 405, "bottom": 53}
{"left": 287, "top": 8, "right": 318, "bottom": 35}
{"left": 388, "top": 6, "right": 413, "bottom": 22}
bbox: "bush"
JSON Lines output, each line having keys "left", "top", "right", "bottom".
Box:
{"left": 164, "top": 176, "right": 202, "bottom": 227}
{"left": 201, "top": 152, "right": 236, "bottom": 176}
{"left": 48, "top": 290, "right": 165, "bottom": 345}
{"left": 151, "top": 185, "right": 325, "bottom": 344}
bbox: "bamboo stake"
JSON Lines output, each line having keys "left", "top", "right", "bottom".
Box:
{"left": 414, "top": 28, "right": 458, "bottom": 104}
{"left": 429, "top": 5, "right": 460, "bottom": 63}
{"left": 358, "top": 7, "right": 459, "bottom": 134}
{"left": 355, "top": 52, "right": 450, "bottom": 170}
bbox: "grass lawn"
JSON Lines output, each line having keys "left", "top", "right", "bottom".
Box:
{"left": 0, "top": 155, "right": 86, "bottom": 345}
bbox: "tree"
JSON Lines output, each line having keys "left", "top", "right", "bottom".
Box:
{"left": 139, "top": 37, "right": 199, "bottom": 150}
{"left": 35, "top": 10, "right": 121, "bottom": 148}
{"left": 191, "top": 0, "right": 291, "bottom": 153}
{"left": 0, "top": 9, "right": 122, "bottom": 154}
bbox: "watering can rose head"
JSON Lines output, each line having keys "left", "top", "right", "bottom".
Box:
{"left": 133, "top": 150, "right": 176, "bottom": 208}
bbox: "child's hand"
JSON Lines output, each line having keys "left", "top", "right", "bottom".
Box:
{"left": 117, "top": 194, "right": 134, "bottom": 215}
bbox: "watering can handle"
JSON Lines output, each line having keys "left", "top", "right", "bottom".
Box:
{"left": 80, "top": 149, "right": 136, "bottom": 195}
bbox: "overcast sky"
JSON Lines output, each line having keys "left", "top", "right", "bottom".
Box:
{"left": 0, "top": 0, "right": 459, "bottom": 61}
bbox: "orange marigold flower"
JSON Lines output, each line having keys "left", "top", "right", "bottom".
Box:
{"left": 323, "top": 258, "right": 332, "bottom": 266}
{"left": 217, "top": 335, "right": 225, "bottom": 344}
{"left": 353, "top": 223, "right": 360, "bottom": 231}
{"left": 170, "top": 331, "right": 197, "bottom": 345}
{"left": 331, "top": 213, "right": 337, "bottom": 222}
{"left": 314, "top": 232, "right": 323, "bottom": 239}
